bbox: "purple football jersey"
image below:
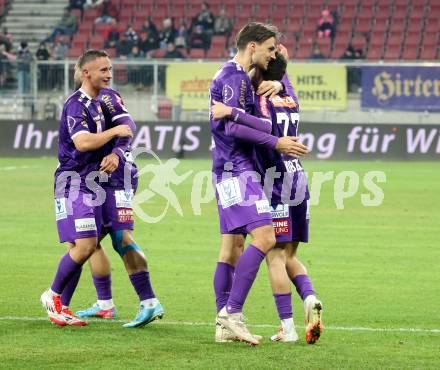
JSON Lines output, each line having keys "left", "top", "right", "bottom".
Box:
{"left": 54, "top": 89, "right": 106, "bottom": 196}
{"left": 255, "top": 91, "right": 310, "bottom": 205}
{"left": 210, "top": 60, "right": 258, "bottom": 176}
{"left": 99, "top": 87, "right": 137, "bottom": 189}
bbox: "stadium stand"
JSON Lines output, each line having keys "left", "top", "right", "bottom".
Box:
{"left": 0, "top": 0, "right": 439, "bottom": 60}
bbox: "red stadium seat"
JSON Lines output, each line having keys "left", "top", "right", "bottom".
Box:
{"left": 384, "top": 45, "right": 401, "bottom": 60}
{"left": 68, "top": 47, "right": 83, "bottom": 58}
{"left": 366, "top": 47, "right": 383, "bottom": 60}
{"left": 401, "top": 46, "right": 418, "bottom": 60}
{"left": 419, "top": 47, "right": 437, "bottom": 60}
{"left": 422, "top": 32, "right": 439, "bottom": 48}
{"left": 189, "top": 49, "right": 206, "bottom": 59}
{"left": 354, "top": 18, "right": 372, "bottom": 33}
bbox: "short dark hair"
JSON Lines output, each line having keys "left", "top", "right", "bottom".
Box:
{"left": 77, "top": 49, "right": 109, "bottom": 69}
{"left": 261, "top": 52, "right": 287, "bottom": 81}
{"left": 236, "top": 22, "right": 279, "bottom": 51}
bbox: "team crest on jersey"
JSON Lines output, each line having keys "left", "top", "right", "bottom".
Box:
{"left": 271, "top": 95, "right": 296, "bottom": 108}
{"left": 223, "top": 84, "right": 234, "bottom": 103}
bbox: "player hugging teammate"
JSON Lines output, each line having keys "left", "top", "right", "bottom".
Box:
{"left": 210, "top": 22, "right": 323, "bottom": 345}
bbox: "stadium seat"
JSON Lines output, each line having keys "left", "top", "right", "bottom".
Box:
{"left": 190, "top": 49, "right": 206, "bottom": 59}
{"left": 384, "top": 45, "right": 401, "bottom": 60}
{"left": 366, "top": 47, "right": 383, "bottom": 60}
{"left": 420, "top": 46, "right": 437, "bottom": 60}
{"left": 401, "top": 46, "right": 418, "bottom": 60}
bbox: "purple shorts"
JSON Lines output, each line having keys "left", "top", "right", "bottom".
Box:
{"left": 102, "top": 187, "right": 135, "bottom": 235}
{"left": 271, "top": 200, "right": 310, "bottom": 244}
{"left": 55, "top": 192, "right": 102, "bottom": 244}
{"left": 215, "top": 175, "right": 272, "bottom": 234}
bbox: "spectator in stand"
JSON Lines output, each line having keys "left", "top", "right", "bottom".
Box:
{"left": 163, "top": 42, "right": 185, "bottom": 59}
{"left": 137, "top": 30, "right": 158, "bottom": 55}
{"left": 104, "top": 19, "right": 123, "bottom": 48}
{"left": 116, "top": 33, "right": 132, "bottom": 59}
{"left": 36, "top": 42, "right": 50, "bottom": 61}
{"left": 125, "top": 24, "right": 138, "bottom": 44}
{"left": 188, "top": 24, "right": 209, "bottom": 56}
{"left": 84, "top": 0, "right": 103, "bottom": 9}
{"left": 68, "top": 0, "right": 86, "bottom": 19}
{"left": 309, "top": 43, "right": 326, "bottom": 59}
{"left": 340, "top": 44, "right": 364, "bottom": 60}
{"left": 17, "top": 41, "right": 34, "bottom": 94}
{"left": 0, "top": 44, "right": 14, "bottom": 87}
{"left": 0, "top": 27, "right": 13, "bottom": 52}
{"left": 193, "top": 2, "right": 214, "bottom": 34}
{"left": 36, "top": 42, "right": 51, "bottom": 90}
{"left": 317, "top": 9, "right": 334, "bottom": 38}
{"left": 46, "top": 8, "right": 77, "bottom": 42}
{"left": 188, "top": 2, "right": 214, "bottom": 54}
{"left": 140, "top": 18, "right": 158, "bottom": 38}
{"left": 214, "top": 8, "right": 232, "bottom": 36}
{"left": 158, "top": 18, "right": 177, "bottom": 49}
{"left": 214, "top": 8, "right": 232, "bottom": 49}
{"left": 95, "top": 0, "right": 118, "bottom": 24}
{"left": 175, "top": 18, "right": 188, "bottom": 49}
{"left": 52, "top": 37, "right": 69, "bottom": 60}
{"left": 128, "top": 45, "right": 149, "bottom": 89}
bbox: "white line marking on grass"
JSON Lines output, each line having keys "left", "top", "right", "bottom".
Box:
{"left": 0, "top": 165, "right": 39, "bottom": 171}
{"left": 0, "top": 316, "right": 439, "bottom": 333}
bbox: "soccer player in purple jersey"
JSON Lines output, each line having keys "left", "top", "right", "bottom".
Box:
{"left": 210, "top": 22, "right": 307, "bottom": 345}
{"left": 71, "top": 86, "right": 164, "bottom": 328}
{"left": 213, "top": 48, "right": 323, "bottom": 344}
{"left": 256, "top": 50, "right": 323, "bottom": 344}
{"left": 40, "top": 50, "right": 133, "bottom": 326}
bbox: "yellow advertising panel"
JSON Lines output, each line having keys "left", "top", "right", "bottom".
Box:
{"left": 286, "top": 64, "right": 347, "bottom": 110}
{"left": 166, "top": 63, "right": 221, "bottom": 110}
{"left": 166, "top": 62, "right": 347, "bottom": 111}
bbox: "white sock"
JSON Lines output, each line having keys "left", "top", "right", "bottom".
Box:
{"left": 304, "top": 295, "right": 317, "bottom": 306}
{"left": 48, "top": 288, "right": 60, "bottom": 296}
{"left": 141, "top": 298, "right": 159, "bottom": 307}
{"left": 97, "top": 299, "right": 114, "bottom": 310}
{"left": 281, "top": 318, "right": 294, "bottom": 333}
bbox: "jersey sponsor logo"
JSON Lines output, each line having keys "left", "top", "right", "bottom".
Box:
{"left": 115, "top": 189, "right": 134, "bottom": 208}
{"left": 216, "top": 177, "right": 242, "bottom": 209}
{"left": 222, "top": 84, "right": 234, "bottom": 103}
{"left": 54, "top": 198, "right": 67, "bottom": 220}
{"left": 259, "top": 96, "right": 270, "bottom": 118}
{"left": 74, "top": 218, "right": 97, "bottom": 232}
{"left": 117, "top": 208, "right": 134, "bottom": 223}
{"left": 270, "top": 204, "right": 289, "bottom": 218}
{"left": 284, "top": 159, "right": 303, "bottom": 174}
{"left": 101, "top": 94, "right": 116, "bottom": 113}
{"left": 239, "top": 79, "right": 247, "bottom": 108}
{"left": 256, "top": 199, "right": 271, "bottom": 214}
{"left": 273, "top": 219, "right": 290, "bottom": 235}
{"left": 271, "top": 95, "right": 297, "bottom": 108}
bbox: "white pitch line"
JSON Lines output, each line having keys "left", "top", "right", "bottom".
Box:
{"left": 0, "top": 165, "right": 39, "bottom": 171}
{"left": 0, "top": 316, "right": 439, "bottom": 334}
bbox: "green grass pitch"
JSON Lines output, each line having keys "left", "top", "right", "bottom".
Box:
{"left": 0, "top": 157, "right": 439, "bottom": 369}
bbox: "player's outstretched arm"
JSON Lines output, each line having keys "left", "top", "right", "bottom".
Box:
{"left": 73, "top": 125, "right": 132, "bottom": 152}
{"left": 211, "top": 100, "right": 272, "bottom": 134}
{"left": 225, "top": 122, "right": 308, "bottom": 157}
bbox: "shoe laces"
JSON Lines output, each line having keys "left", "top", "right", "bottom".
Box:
{"left": 62, "top": 307, "right": 74, "bottom": 317}
{"left": 53, "top": 295, "right": 62, "bottom": 313}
